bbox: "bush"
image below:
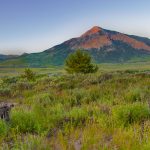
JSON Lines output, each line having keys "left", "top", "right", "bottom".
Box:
{"left": 0, "top": 87, "right": 11, "bottom": 97}
{"left": 66, "top": 107, "right": 89, "bottom": 127}
{"left": 37, "top": 93, "right": 56, "bottom": 106}
{"left": 10, "top": 110, "right": 41, "bottom": 134}
{"left": 89, "top": 88, "right": 101, "bottom": 103}
{"left": 21, "top": 68, "right": 36, "bottom": 81}
{"left": 0, "top": 120, "right": 8, "bottom": 137}
{"left": 112, "top": 103, "right": 150, "bottom": 126}
{"left": 98, "top": 73, "right": 113, "bottom": 83}
{"left": 15, "top": 81, "right": 34, "bottom": 91}
{"left": 2, "top": 76, "right": 18, "bottom": 85}
{"left": 69, "top": 89, "right": 87, "bottom": 106}
{"left": 125, "top": 88, "right": 141, "bottom": 103}
{"left": 4, "top": 135, "right": 51, "bottom": 150}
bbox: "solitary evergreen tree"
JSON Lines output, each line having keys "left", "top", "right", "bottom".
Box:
{"left": 65, "top": 50, "right": 98, "bottom": 74}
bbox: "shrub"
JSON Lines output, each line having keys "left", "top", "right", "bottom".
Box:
{"left": 98, "top": 73, "right": 113, "bottom": 83}
{"left": 2, "top": 76, "right": 18, "bottom": 85}
{"left": 66, "top": 89, "right": 87, "bottom": 106}
{"left": 4, "top": 135, "right": 51, "bottom": 150}
{"left": 37, "top": 93, "right": 56, "bottom": 106}
{"left": 15, "top": 81, "right": 34, "bottom": 91}
{"left": 0, "top": 87, "right": 11, "bottom": 97}
{"left": 48, "top": 104, "right": 65, "bottom": 123}
{"left": 0, "top": 79, "right": 3, "bottom": 86}
{"left": 10, "top": 110, "right": 41, "bottom": 134}
{"left": 0, "top": 120, "right": 8, "bottom": 137}
{"left": 112, "top": 103, "right": 150, "bottom": 126}
{"left": 21, "top": 68, "right": 36, "bottom": 81}
{"left": 125, "top": 88, "right": 141, "bottom": 103}
{"left": 143, "top": 143, "right": 150, "bottom": 150}
{"left": 66, "top": 107, "right": 89, "bottom": 127}
{"left": 89, "top": 88, "right": 101, "bottom": 102}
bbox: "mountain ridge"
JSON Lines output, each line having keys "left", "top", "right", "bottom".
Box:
{"left": 0, "top": 54, "right": 19, "bottom": 62}
{"left": 1, "top": 26, "right": 150, "bottom": 67}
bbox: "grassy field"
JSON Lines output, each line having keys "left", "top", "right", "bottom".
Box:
{"left": 1, "top": 62, "right": 150, "bottom": 77}
{"left": 0, "top": 66, "right": 63, "bottom": 77}
{"left": 0, "top": 63, "right": 150, "bottom": 149}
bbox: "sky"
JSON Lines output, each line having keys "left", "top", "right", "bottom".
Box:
{"left": 0, "top": 0, "right": 150, "bottom": 55}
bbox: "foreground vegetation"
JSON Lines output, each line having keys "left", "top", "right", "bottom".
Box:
{"left": 1, "top": 64, "right": 150, "bottom": 149}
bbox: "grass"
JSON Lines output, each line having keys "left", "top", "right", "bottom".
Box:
{"left": 1, "top": 63, "right": 150, "bottom": 149}
{"left": 0, "top": 66, "right": 63, "bottom": 77}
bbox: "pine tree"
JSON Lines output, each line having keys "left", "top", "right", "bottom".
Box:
{"left": 22, "top": 68, "right": 35, "bottom": 81}
{"left": 65, "top": 50, "right": 98, "bottom": 74}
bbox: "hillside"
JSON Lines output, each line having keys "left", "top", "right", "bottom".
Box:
{"left": 1, "top": 26, "right": 150, "bottom": 67}
{"left": 0, "top": 54, "right": 19, "bottom": 62}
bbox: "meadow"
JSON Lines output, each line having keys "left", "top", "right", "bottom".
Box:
{"left": 0, "top": 63, "right": 150, "bottom": 149}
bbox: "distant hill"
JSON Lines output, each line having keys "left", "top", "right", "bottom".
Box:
{"left": 0, "top": 54, "right": 19, "bottom": 62}
{"left": 1, "top": 26, "right": 150, "bottom": 67}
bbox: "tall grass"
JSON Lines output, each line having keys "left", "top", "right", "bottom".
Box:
{"left": 0, "top": 68, "right": 150, "bottom": 149}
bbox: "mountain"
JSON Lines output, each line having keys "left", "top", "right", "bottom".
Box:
{"left": 1, "top": 26, "right": 150, "bottom": 67}
{"left": 0, "top": 54, "right": 19, "bottom": 62}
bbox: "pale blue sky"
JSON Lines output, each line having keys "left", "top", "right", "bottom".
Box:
{"left": 0, "top": 0, "right": 150, "bottom": 54}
